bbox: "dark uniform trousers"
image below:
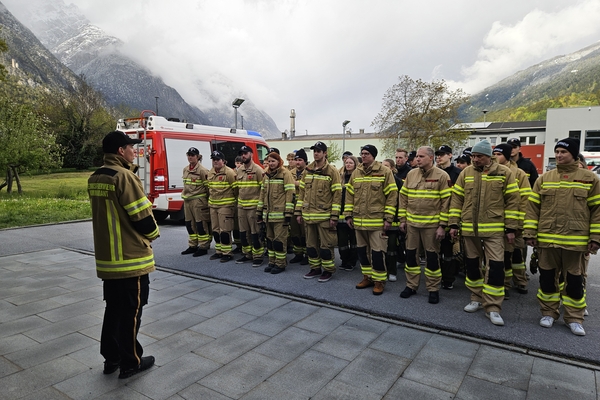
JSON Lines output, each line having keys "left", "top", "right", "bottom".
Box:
{"left": 101, "top": 274, "right": 149, "bottom": 370}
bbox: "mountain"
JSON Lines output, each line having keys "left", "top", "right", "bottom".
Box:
{"left": 2, "top": 0, "right": 281, "bottom": 137}
{"left": 0, "top": 3, "right": 79, "bottom": 92}
{"left": 461, "top": 41, "right": 600, "bottom": 121}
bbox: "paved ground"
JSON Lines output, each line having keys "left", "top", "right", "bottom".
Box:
{"left": 1, "top": 221, "right": 600, "bottom": 399}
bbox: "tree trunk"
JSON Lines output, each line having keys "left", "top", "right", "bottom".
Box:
{"left": 11, "top": 165, "right": 22, "bottom": 194}
{"left": 0, "top": 168, "right": 8, "bottom": 191}
{"left": 6, "top": 167, "right": 13, "bottom": 193}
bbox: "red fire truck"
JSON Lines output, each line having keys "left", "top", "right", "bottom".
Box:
{"left": 116, "top": 112, "right": 270, "bottom": 221}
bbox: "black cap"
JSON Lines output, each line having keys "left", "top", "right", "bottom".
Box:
{"left": 210, "top": 150, "right": 225, "bottom": 160}
{"left": 238, "top": 145, "right": 252, "bottom": 155}
{"left": 361, "top": 144, "right": 378, "bottom": 158}
{"left": 268, "top": 147, "right": 280, "bottom": 155}
{"left": 310, "top": 141, "right": 327, "bottom": 152}
{"left": 493, "top": 143, "right": 513, "bottom": 161}
{"left": 456, "top": 153, "right": 471, "bottom": 163}
{"left": 555, "top": 138, "right": 580, "bottom": 160}
{"left": 462, "top": 147, "right": 472, "bottom": 156}
{"left": 342, "top": 151, "right": 353, "bottom": 157}
{"left": 408, "top": 150, "right": 417, "bottom": 160}
{"left": 102, "top": 131, "right": 142, "bottom": 154}
{"left": 435, "top": 145, "right": 452, "bottom": 155}
{"left": 187, "top": 147, "right": 199, "bottom": 156}
{"left": 294, "top": 148, "right": 308, "bottom": 163}
{"left": 507, "top": 138, "right": 521, "bottom": 147}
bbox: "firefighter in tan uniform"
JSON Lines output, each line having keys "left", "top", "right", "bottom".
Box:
{"left": 492, "top": 144, "right": 532, "bottom": 296}
{"left": 89, "top": 131, "right": 158, "bottom": 378}
{"left": 344, "top": 144, "right": 398, "bottom": 295}
{"left": 181, "top": 147, "right": 211, "bottom": 257}
{"left": 234, "top": 145, "right": 265, "bottom": 268}
{"left": 449, "top": 140, "right": 520, "bottom": 327}
{"left": 398, "top": 146, "right": 451, "bottom": 304}
{"left": 207, "top": 150, "right": 237, "bottom": 263}
{"left": 295, "top": 141, "right": 342, "bottom": 283}
{"left": 289, "top": 149, "right": 309, "bottom": 265}
{"left": 525, "top": 138, "right": 600, "bottom": 336}
{"left": 258, "top": 151, "right": 295, "bottom": 274}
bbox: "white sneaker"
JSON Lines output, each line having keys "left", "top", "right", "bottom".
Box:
{"left": 539, "top": 316, "right": 554, "bottom": 328}
{"left": 584, "top": 308, "right": 589, "bottom": 316}
{"left": 463, "top": 301, "right": 483, "bottom": 313}
{"left": 388, "top": 274, "right": 397, "bottom": 282}
{"left": 568, "top": 322, "right": 586, "bottom": 336}
{"left": 486, "top": 312, "right": 505, "bottom": 326}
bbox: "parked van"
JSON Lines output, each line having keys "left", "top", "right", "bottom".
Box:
{"left": 116, "top": 112, "right": 270, "bottom": 221}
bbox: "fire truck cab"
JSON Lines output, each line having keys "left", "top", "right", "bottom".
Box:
{"left": 116, "top": 113, "right": 270, "bottom": 221}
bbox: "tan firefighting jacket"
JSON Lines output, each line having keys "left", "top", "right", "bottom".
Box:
{"left": 88, "top": 153, "right": 159, "bottom": 279}
{"left": 258, "top": 166, "right": 295, "bottom": 222}
{"left": 235, "top": 161, "right": 264, "bottom": 209}
{"left": 182, "top": 162, "right": 209, "bottom": 208}
{"left": 294, "top": 160, "right": 342, "bottom": 224}
{"left": 449, "top": 159, "right": 520, "bottom": 237}
{"left": 207, "top": 165, "right": 236, "bottom": 208}
{"left": 524, "top": 160, "right": 600, "bottom": 251}
{"left": 343, "top": 161, "right": 398, "bottom": 230}
{"left": 505, "top": 160, "right": 531, "bottom": 230}
{"left": 399, "top": 165, "right": 451, "bottom": 228}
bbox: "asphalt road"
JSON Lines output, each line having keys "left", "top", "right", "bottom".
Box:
{"left": 2, "top": 220, "right": 600, "bottom": 366}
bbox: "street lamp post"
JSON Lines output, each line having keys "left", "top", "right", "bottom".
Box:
{"left": 241, "top": 115, "right": 244, "bottom": 129}
{"left": 232, "top": 98, "right": 245, "bottom": 129}
{"left": 155, "top": 96, "right": 159, "bottom": 115}
{"left": 483, "top": 109, "right": 488, "bottom": 125}
{"left": 342, "top": 120, "right": 350, "bottom": 152}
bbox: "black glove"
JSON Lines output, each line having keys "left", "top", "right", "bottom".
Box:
{"left": 529, "top": 248, "right": 539, "bottom": 275}
{"left": 283, "top": 216, "right": 291, "bottom": 226}
{"left": 256, "top": 213, "right": 263, "bottom": 223}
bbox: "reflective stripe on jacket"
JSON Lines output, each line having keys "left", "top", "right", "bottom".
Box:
{"left": 208, "top": 166, "right": 237, "bottom": 207}
{"left": 295, "top": 160, "right": 342, "bottom": 223}
{"left": 182, "top": 162, "right": 209, "bottom": 203}
{"left": 235, "top": 161, "right": 264, "bottom": 209}
{"left": 449, "top": 160, "right": 520, "bottom": 237}
{"left": 344, "top": 161, "right": 398, "bottom": 230}
{"left": 524, "top": 161, "right": 600, "bottom": 251}
{"left": 399, "top": 166, "right": 451, "bottom": 228}
{"left": 88, "top": 154, "right": 159, "bottom": 279}
{"left": 258, "top": 167, "right": 295, "bottom": 222}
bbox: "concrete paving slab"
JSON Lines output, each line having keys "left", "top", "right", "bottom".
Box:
{"left": 455, "top": 375, "right": 527, "bottom": 400}
{"left": 253, "top": 326, "right": 324, "bottom": 363}
{"left": 193, "top": 327, "right": 270, "bottom": 365}
{"left": 187, "top": 309, "right": 257, "bottom": 338}
{"left": 467, "top": 345, "right": 534, "bottom": 391}
{"left": 384, "top": 377, "right": 455, "bottom": 399}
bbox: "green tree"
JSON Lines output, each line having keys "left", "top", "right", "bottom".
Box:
{"left": 372, "top": 75, "right": 471, "bottom": 151}
{"left": 0, "top": 99, "right": 62, "bottom": 193}
{"left": 41, "top": 75, "right": 115, "bottom": 169}
{"left": 326, "top": 140, "right": 341, "bottom": 166}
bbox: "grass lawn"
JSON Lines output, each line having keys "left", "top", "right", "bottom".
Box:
{"left": 0, "top": 171, "right": 92, "bottom": 229}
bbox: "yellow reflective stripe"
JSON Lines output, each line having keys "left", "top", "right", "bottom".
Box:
{"left": 106, "top": 199, "right": 122, "bottom": 261}
{"left": 96, "top": 254, "right": 154, "bottom": 272}
{"left": 405, "top": 265, "right": 421, "bottom": 274}
{"left": 452, "top": 185, "right": 465, "bottom": 196}
{"left": 406, "top": 212, "right": 441, "bottom": 224}
{"left": 461, "top": 222, "right": 505, "bottom": 232}
{"left": 562, "top": 295, "right": 587, "bottom": 309}
{"left": 238, "top": 199, "right": 260, "bottom": 207}
{"left": 124, "top": 196, "right": 152, "bottom": 216}
{"left": 424, "top": 267, "right": 441, "bottom": 278}
{"left": 383, "top": 183, "right": 397, "bottom": 195}
{"left": 537, "top": 289, "right": 560, "bottom": 302}
{"left": 483, "top": 284, "right": 504, "bottom": 297}
{"left": 537, "top": 232, "right": 589, "bottom": 245}
{"left": 353, "top": 218, "right": 384, "bottom": 227}
{"left": 523, "top": 219, "right": 538, "bottom": 229}
{"left": 465, "top": 277, "right": 483, "bottom": 288}
{"left": 541, "top": 181, "right": 592, "bottom": 190}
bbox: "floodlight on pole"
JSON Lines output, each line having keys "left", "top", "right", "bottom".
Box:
{"left": 232, "top": 98, "right": 245, "bottom": 129}
{"left": 482, "top": 109, "right": 488, "bottom": 125}
{"left": 342, "top": 120, "right": 351, "bottom": 152}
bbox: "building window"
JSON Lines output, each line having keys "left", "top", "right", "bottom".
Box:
{"left": 529, "top": 136, "right": 536, "bottom": 144}
{"left": 490, "top": 137, "right": 497, "bottom": 145}
{"left": 469, "top": 138, "right": 476, "bottom": 146}
{"left": 519, "top": 136, "right": 527, "bottom": 144}
{"left": 500, "top": 137, "right": 508, "bottom": 143}
{"left": 584, "top": 130, "right": 600, "bottom": 152}
{"left": 569, "top": 130, "right": 581, "bottom": 140}
{"left": 479, "top": 137, "right": 486, "bottom": 142}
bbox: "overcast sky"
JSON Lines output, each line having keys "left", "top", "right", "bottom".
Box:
{"left": 14, "top": 1, "right": 600, "bottom": 134}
